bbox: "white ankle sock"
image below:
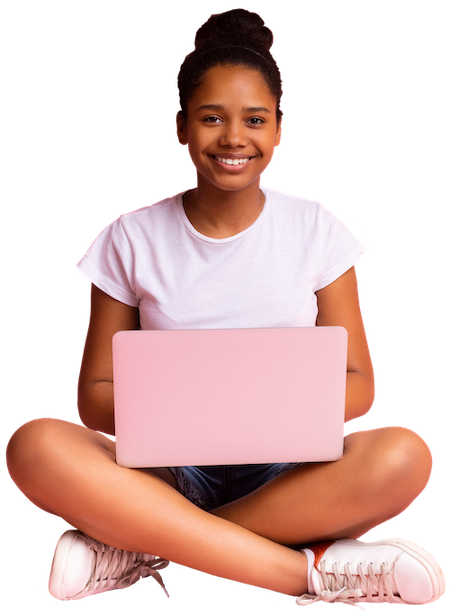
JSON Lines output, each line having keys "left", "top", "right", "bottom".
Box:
{"left": 301, "top": 548, "right": 316, "bottom": 594}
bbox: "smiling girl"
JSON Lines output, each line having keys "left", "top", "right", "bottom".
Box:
{"left": 6, "top": 8, "right": 445, "bottom": 607}
{"left": 178, "top": 64, "right": 281, "bottom": 239}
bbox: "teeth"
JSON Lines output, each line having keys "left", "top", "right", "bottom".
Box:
{"left": 215, "top": 156, "right": 250, "bottom": 166}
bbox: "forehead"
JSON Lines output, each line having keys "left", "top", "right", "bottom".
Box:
{"left": 189, "top": 64, "right": 277, "bottom": 110}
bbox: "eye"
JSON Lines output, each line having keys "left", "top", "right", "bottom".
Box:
{"left": 247, "top": 117, "right": 264, "bottom": 125}
{"left": 203, "top": 116, "right": 222, "bottom": 124}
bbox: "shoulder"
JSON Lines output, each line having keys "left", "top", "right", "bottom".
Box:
{"left": 263, "top": 186, "right": 330, "bottom": 225}
{"left": 264, "top": 187, "right": 321, "bottom": 211}
{"left": 262, "top": 185, "right": 361, "bottom": 241}
{"left": 88, "top": 192, "right": 185, "bottom": 249}
{"left": 117, "top": 192, "right": 182, "bottom": 228}
{"left": 263, "top": 187, "right": 343, "bottom": 230}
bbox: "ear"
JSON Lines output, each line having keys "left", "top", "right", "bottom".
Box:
{"left": 275, "top": 118, "right": 282, "bottom": 147}
{"left": 176, "top": 111, "right": 188, "bottom": 145}
{"left": 276, "top": 113, "right": 284, "bottom": 149}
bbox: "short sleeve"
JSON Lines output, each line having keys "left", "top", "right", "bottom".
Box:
{"left": 315, "top": 206, "right": 366, "bottom": 291}
{"left": 77, "top": 217, "right": 139, "bottom": 307}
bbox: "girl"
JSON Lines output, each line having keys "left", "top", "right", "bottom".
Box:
{"left": 6, "top": 8, "right": 445, "bottom": 607}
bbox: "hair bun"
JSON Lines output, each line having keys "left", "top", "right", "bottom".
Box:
{"left": 194, "top": 9, "right": 273, "bottom": 55}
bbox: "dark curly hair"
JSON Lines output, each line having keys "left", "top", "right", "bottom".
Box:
{"left": 178, "top": 9, "right": 283, "bottom": 123}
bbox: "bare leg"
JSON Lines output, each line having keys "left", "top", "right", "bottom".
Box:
{"left": 211, "top": 427, "right": 432, "bottom": 544}
{"left": 6, "top": 419, "right": 307, "bottom": 596}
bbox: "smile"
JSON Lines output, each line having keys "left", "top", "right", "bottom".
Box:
{"left": 213, "top": 156, "right": 251, "bottom": 166}
{"left": 208, "top": 154, "right": 256, "bottom": 175}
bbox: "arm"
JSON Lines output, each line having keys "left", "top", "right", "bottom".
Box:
{"left": 78, "top": 284, "right": 140, "bottom": 435}
{"left": 315, "top": 266, "right": 374, "bottom": 422}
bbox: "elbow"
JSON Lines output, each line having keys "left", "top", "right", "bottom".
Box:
{"left": 365, "top": 373, "right": 375, "bottom": 414}
{"left": 77, "top": 403, "right": 95, "bottom": 431}
{"left": 346, "top": 399, "right": 373, "bottom": 423}
{"left": 77, "top": 403, "right": 115, "bottom": 436}
{"left": 77, "top": 396, "right": 97, "bottom": 431}
{"left": 77, "top": 381, "right": 115, "bottom": 436}
{"left": 345, "top": 372, "right": 375, "bottom": 421}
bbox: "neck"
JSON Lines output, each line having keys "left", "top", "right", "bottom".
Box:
{"left": 183, "top": 177, "right": 264, "bottom": 239}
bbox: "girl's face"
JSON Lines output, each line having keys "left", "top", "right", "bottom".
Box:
{"left": 177, "top": 64, "right": 281, "bottom": 195}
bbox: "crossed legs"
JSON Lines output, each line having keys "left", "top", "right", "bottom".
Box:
{"left": 6, "top": 419, "right": 432, "bottom": 597}
{"left": 211, "top": 427, "right": 432, "bottom": 544}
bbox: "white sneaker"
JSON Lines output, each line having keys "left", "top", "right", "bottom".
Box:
{"left": 49, "top": 530, "right": 169, "bottom": 600}
{"left": 297, "top": 538, "right": 445, "bottom": 606}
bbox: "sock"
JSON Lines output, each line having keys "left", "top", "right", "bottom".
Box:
{"left": 301, "top": 548, "right": 316, "bottom": 594}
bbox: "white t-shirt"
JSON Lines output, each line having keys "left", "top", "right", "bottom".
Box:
{"left": 77, "top": 187, "right": 365, "bottom": 330}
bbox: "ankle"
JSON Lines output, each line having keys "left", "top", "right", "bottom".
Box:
{"left": 280, "top": 549, "right": 309, "bottom": 596}
{"left": 301, "top": 547, "right": 316, "bottom": 593}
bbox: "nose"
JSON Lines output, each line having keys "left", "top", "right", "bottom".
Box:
{"left": 219, "top": 120, "right": 248, "bottom": 148}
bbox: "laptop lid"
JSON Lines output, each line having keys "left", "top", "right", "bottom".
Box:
{"left": 113, "top": 326, "right": 347, "bottom": 467}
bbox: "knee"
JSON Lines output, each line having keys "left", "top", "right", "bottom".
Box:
{"left": 6, "top": 418, "right": 62, "bottom": 487}
{"left": 347, "top": 425, "right": 434, "bottom": 494}
{"left": 347, "top": 426, "right": 432, "bottom": 497}
{"left": 385, "top": 427, "right": 432, "bottom": 488}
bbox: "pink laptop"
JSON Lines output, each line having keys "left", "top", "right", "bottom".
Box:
{"left": 112, "top": 326, "right": 347, "bottom": 467}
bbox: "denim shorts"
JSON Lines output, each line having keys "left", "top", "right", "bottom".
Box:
{"left": 168, "top": 463, "right": 301, "bottom": 511}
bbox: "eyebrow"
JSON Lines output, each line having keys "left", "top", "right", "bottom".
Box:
{"left": 196, "top": 104, "right": 271, "bottom": 114}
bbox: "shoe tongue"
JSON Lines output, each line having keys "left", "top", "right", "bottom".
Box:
{"left": 309, "top": 541, "right": 335, "bottom": 567}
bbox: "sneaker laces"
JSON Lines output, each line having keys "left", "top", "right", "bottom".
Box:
{"left": 79, "top": 533, "right": 170, "bottom": 597}
{"left": 296, "top": 555, "right": 401, "bottom": 607}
